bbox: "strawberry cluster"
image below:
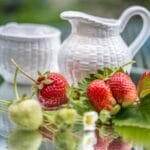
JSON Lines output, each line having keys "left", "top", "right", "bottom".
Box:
{"left": 87, "top": 72, "right": 138, "bottom": 112}
{"left": 67, "top": 66, "right": 150, "bottom": 125}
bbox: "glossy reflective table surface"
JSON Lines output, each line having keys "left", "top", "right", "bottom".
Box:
{"left": 0, "top": 125, "right": 147, "bottom": 150}
{"left": 0, "top": 79, "right": 149, "bottom": 150}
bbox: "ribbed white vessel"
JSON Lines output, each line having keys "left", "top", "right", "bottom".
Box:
{"left": 58, "top": 6, "right": 150, "bottom": 84}
{"left": 0, "top": 23, "right": 61, "bottom": 84}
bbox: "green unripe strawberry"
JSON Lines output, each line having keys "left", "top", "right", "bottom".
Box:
{"left": 8, "top": 99, "right": 43, "bottom": 130}
{"left": 56, "top": 108, "right": 77, "bottom": 126}
{"left": 8, "top": 129, "right": 42, "bottom": 150}
{"left": 99, "top": 110, "right": 111, "bottom": 124}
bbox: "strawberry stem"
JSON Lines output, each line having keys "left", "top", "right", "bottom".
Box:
{"left": 11, "top": 59, "right": 37, "bottom": 83}
{"left": 0, "top": 99, "right": 11, "bottom": 105}
{"left": 0, "top": 109, "right": 7, "bottom": 112}
{"left": 121, "top": 60, "right": 136, "bottom": 68}
{"left": 14, "top": 68, "right": 19, "bottom": 100}
{"left": 0, "top": 100, "right": 11, "bottom": 112}
{"left": 107, "top": 60, "right": 136, "bottom": 78}
{"left": 42, "top": 125, "right": 55, "bottom": 134}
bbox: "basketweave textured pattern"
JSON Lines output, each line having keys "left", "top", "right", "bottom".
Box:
{"left": 59, "top": 8, "right": 150, "bottom": 85}
{"left": 58, "top": 34, "right": 131, "bottom": 84}
{"left": 0, "top": 37, "right": 60, "bottom": 84}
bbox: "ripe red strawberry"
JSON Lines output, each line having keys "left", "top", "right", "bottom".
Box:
{"left": 87, "top": 80, "right": 116, "bottom": 112}
{"left": 37, "top": 73, "right": 69, "bottom": 109}
{"left": 108, "top": 72, "right": 138, "bottom": 105}
{"left": 94, "top": 130, "right": 112, "bottom": 150}
{"left": 108, "top": 138, "right": 132, "bottom": 150}
{"left": 10, "top": 59, "right": 69, "bottom": 109}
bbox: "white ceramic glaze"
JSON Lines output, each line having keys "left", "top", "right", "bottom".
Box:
{"left": 58, "top": 6, "right": 150, "bottom": 84}
{"left": 0, "top": 23, "right": 61, "bottom": 84}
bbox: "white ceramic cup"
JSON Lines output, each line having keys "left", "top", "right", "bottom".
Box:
{"left": 0, "top": 23, "right": 61, "bottom": 84}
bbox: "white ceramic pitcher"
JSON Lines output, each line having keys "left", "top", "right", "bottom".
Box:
{"left": 58, "top": 6, "right": 150, "bottom": 84}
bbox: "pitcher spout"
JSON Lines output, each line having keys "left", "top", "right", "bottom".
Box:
{"left": 61, "top": 11, "right": 120, "bottom": 37}
{"left": 60, "top": 11, "right": 119, "bottom": 28}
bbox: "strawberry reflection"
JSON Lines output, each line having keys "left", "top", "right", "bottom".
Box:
{"left": 7, "top": 128, "right": 133, "bottom": 150}
{"left": 94, "top": 131, "right": 112, "bottom": 150}
{"left": 81, "top": 130, "right": 132, "bottom": 150}
{"left": 8, "top": 129, "right": 42, "bottom": 150}
{"left": 8, "top": 127, "right": 132, "bottom": 150}
{"left": 108, "top": 138, "right": 132, "bottom": 150}
{"left": 41, "top": 127, "right": 133, "bottom": 150}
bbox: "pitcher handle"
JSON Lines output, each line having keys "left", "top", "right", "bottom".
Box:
{"left": 119, "top": 6, "right": 150, "bottom": 58}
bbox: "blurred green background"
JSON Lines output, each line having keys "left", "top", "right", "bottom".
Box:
{"left": 0, "top": 0, "right": 149, "bottom": 83}
{"left": 0, "top": 0, "right": 149, "bottom": 25}
{"left": 0, "top": 0, "right": 149, "bottom": 41}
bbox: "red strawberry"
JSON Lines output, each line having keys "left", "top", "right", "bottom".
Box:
{"left": 37, "top": 73, "right": 69, "bottom": 109}
{"left": 94, "top": 130, "right": 112, "bottom": 150}
{"left": 108, "top": 138, "right": 132, "bottom": 150}
{"left": 108, "top": 72, "right": 138, "bottom": 105}
{"left": 10, "top": 59, "right": 69, "bottom": 109}
{"left": 87, "top": 80, "right": 116, "bottom": 112}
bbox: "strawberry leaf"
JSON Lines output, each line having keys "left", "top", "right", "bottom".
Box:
{"left": 37, "top": 70, "right": 42, "bottom": 76}
{"left": 140, "top": 89, "right": 150, "bottom": 99}
{"left": 78, "top": 68, "right": 115, "bottom": 93}
{"left": 137, "top": 71, "right": 150, "bottom": 98}
{"left": 73, "top": 97, "right": 94, "bottom": 115}
{"left": 138, "top": 94, "right": 150, "bottom": 119}
{"left": 113, "top": 94, "right": 150, "bottom": 129}
{"left": 103, "top": 67, "right": 114, "bottom": 76}
{"left": 67, "top": 87, "right": 94, "bottom": 115}
{"left": 115, "top": 126, "right": 150, "bottom": 149}
{"left": 113, "top": 106, "right": 150, "bottom": 128}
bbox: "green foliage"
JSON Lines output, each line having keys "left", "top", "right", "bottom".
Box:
{"left": 115, "top": 126, "right": 150, "bottom": 149}
{"left": 72, "top": 96, "right": 94, "bottom": 115}
{"left": 113, "top": 94, "right": 150, "bottom": 129}
{"left": 67, "top": 87, "right": 94, "bottom": 115}
{"left": 0, "top": 0, "right": 149, "bottom": 25}
{"left": 138, "top": 94, "right": 150, "bottom": 119}
{"left": 0, "top": 0, "right": 62, "bottom": 24}
{"left": 138, "top": 72, "right": 150, "bottom": 98}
